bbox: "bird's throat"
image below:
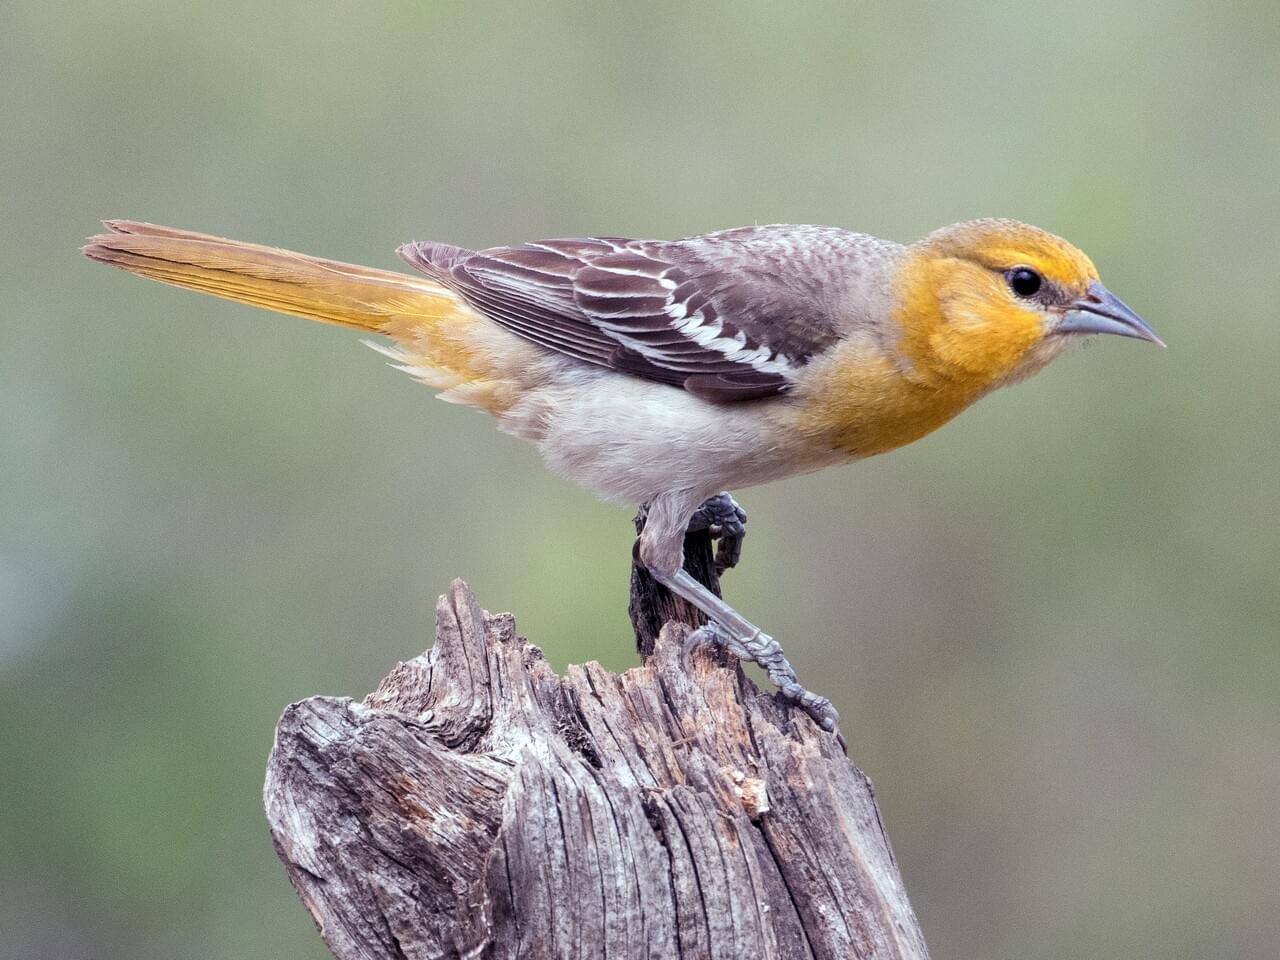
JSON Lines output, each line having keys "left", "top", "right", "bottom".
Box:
{"left": 789, "top": 345, "right": 985, "bottom": 458}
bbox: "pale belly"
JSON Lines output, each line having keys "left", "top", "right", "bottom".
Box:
{"left": 475, "top": 335, "right": 991, "bottom": 507}
{"left": 496, "top": 365, "right": 851, "bottom": 505}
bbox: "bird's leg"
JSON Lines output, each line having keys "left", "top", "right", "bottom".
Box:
{"left": 636, "top": 493, "right": 839, "bottom": 733}
{"left": 685, "top": 491, "right": 747, "bottom": 574}
{"left": 669, "top": 571, "right": 839, "bottom": 732}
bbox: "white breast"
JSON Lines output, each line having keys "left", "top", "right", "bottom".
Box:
{"left": 498, "top": 363, "right": 846, "bottom": 505}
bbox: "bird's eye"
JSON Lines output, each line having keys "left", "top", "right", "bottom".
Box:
{"left": 1007, "top": 267, "right": 1043, "bottom": 298}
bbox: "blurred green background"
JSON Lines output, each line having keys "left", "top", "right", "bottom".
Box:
{"left": 2, "top": 1, "right": 1277, "bottom": 957}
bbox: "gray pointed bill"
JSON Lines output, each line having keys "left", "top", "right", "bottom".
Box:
{"left": 1056, "top": 281, "right": 1165, "bottom": 347}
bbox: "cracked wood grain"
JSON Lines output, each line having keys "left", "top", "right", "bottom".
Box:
{"left": 264, "top": 578, "right": 929, "bottom": 959}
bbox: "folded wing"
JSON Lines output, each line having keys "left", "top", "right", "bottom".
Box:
{"left": 398, "top": 226, "right": 850, "bottom": 401}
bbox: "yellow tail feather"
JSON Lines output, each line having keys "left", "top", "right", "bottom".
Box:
{"left": 82, "top": 220, "right": 459, "bottom": 335}
{"left": 84, "top": 220, "right": 530, "bottom": 413}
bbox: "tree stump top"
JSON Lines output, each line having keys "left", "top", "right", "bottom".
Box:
{"left": 264, "top": 580, "right": 928, "bottom": 959}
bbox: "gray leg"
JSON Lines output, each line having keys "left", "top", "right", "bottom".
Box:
{"left": 634, "top": 493, "right": 840, "bottom": 733}
{"left": 687, "top": 491, "right": 747, "bottom": 574}
{"left": 665, "top": 570, "right": 840, "bottom": 732}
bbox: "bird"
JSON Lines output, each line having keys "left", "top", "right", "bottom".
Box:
{"left": 83, "top": 217, "right": 1162, "bottom": 732}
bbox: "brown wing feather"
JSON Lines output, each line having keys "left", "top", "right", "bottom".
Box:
{"left": 399, "top": 226, "right": 859, "bottom": 401}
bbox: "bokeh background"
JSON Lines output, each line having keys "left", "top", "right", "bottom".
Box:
{"left": 3, "top": 2, "right": 1277, "bottom": 957}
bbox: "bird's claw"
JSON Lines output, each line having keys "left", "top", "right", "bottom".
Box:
{"left": 687, "top": 620, "right": 841, "bottom": 734}
{"left": 687, "top": 492, "right": 747, "bottom": 574}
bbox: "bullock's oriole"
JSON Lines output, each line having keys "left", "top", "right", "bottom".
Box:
{"left": 84, "top": 218, "right": 1162, "bottom": 732}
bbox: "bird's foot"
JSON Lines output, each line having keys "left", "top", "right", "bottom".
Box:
{"left": 687, "top": 620, "right": 840, "bottom": 733}
{"left": 686, "top": 492, "right": 747, "bottom": 574}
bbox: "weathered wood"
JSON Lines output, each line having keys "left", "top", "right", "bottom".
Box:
{"left": 264, "top": 578, "right": 929, "bottom": 959}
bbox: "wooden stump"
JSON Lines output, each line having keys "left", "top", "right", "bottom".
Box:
{"left": 264, "top": 574, "right": 930, "bottom": 959}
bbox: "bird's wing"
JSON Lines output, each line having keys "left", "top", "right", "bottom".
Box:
{"left": 398, "top": 226, "right": 853, "bottom": 401}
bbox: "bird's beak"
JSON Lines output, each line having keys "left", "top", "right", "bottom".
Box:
{"left": 1056, "top": 281, "right": 1165, "bottom": 347}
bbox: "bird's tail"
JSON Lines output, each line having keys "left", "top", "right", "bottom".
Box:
{"left": 83, "top": 219, "right": 458, "bottom": 333}
{"left": 83, "top": 220, "right": 517, "bottom": 411}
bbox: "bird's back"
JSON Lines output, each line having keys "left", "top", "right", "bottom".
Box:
{"left": 400, "top": 224, "right": 906, "bottom": 401}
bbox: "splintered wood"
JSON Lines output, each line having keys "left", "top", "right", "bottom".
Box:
{"left": 264, "top": 580, "right": 928, "bottom": 959}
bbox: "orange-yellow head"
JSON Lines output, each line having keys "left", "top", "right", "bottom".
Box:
{"left": 895, "top": 219, "right": 1162, "bottom": 392}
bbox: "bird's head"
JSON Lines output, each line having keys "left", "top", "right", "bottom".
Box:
{"left": 895, "top": 219, "right": 1162, "bottom": 391}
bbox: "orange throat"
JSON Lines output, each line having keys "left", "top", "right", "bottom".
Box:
{"left": 787, "top": 342, "right": 985, "bottom": 458}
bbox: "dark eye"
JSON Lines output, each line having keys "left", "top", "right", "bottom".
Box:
{"left": 1007, "top": 267, "right": 1043, "bottom": 298}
